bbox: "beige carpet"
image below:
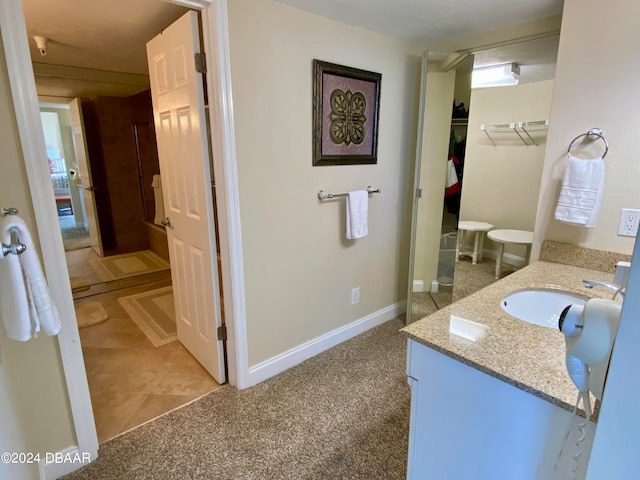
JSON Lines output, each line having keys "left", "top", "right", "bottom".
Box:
{"left": 117, "top": 287, "right": 177, "bottom": 347}
{"left": 412, "top": 257, "right": 515, "bottom": 316}
{"left": 451, "top": 257, "right": 515, "bottom": 303}
{"left": 89, "top": 250, "right": 169, "bottom": 282}
{"left": 62, "top": 318, "right": 409, "bottom": 480}
{"left": 75, "top": 301, "right": 109, "bottom": 328}
{"left": 410, "top": 292, "right": 439, "bottom": 323}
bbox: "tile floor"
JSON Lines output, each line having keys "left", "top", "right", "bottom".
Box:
{"left": 68, "top": 248, "right": 222, "bottom": 443}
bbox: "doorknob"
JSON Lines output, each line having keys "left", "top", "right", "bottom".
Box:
{"left": 84, "top": 186, "right": 97, "bottom": 192}
{"left": 160, "top": 217, "right": 172, "bottom": 229}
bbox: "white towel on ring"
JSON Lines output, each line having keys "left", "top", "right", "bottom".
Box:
{"left": 554, "top": 155, "right": 605, "bottom": 227}
{"left": 346, "top": 190, "right": 368, "bottom": 239}
{"left": 0, "top": 215, "right": 61, "bottom": 341}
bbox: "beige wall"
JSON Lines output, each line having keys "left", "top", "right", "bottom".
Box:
{"left": 0, "top": 35, "right": 75, "bottom": 479}
{"left": 542, "top": 0, "right": 640, "bottom": 475}
{"left": 460, "top": 80, "right": 554, "bottom": 258}
{"left": 533, "top": 0, "right": 640, "bottom": 258}
{"left": 228, "top": 0, "right": 420, "bottom": 365}
{"left": 413, "top": 64, "right": 455, "bottom": 289}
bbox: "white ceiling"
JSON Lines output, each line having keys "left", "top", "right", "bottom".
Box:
{"left": 23, "top": 0, "right": 188, "bottom": 97}
{"left": 273, "top": 0, "right": 563, "bottom": 45}
{"left": 24, "top": 0, "right": 187, "bottom": 74}
{"left": 21, "top": 0, "right": 562, "bottom": 98}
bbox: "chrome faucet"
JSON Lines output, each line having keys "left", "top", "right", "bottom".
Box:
{"left": 582, "top": 279, "right": 625, "bottom": 300}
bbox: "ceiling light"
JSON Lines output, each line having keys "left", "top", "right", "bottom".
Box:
{"left": 472, "top": 63, "right": 520, "bottom": 89}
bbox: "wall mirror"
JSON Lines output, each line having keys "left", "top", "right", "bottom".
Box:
{"left": 407, "top": 35, "right": 560, "bottom": 324}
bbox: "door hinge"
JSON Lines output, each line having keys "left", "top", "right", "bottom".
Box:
{"left": 416, "top": 187, "right": 422, "bottom": 199}
{"left": 217, "top": 325, "right": 227, "bottom": 341}
{"left": 195, "top": 52, "right": 206, "bottom": 73}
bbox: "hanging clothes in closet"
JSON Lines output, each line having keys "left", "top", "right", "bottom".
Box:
{"left": 444, "top": 129, "right": 465, "bottom": 218}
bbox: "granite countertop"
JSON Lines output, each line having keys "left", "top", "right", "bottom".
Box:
{"left": 401, "top": 260, "right": 620, "bottom": 416}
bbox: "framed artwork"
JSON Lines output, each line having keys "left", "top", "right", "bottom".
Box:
{"left": 312, "top": 60, "right": 381, "bottom": 166}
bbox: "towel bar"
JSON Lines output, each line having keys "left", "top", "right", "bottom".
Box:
{"left": 318, "top": 186, "right": 381, "bottom": 200}
{"left": 1, "top": 207, "right": 27, "bottom": 257}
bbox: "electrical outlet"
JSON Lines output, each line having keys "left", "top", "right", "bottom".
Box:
{"left": 617, "top": 208, "right": 640, "bottom": 237}
{"left": 351, "top": 287, "right": 360, "bottom": 305}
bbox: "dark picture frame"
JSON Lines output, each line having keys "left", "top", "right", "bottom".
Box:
{"left": 312, "top": 60, "right": 381, "bottom": 166}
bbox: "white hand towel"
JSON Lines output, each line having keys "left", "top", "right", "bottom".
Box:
{"left": 346, "top": 190, "right": 368, "bottom": 239}
{"left": 151, "top": 174, "right": 166, "bottom": 226}
{"left": 0, "top": 215, "right": 61, "bottom": 341}
{"left": 554, "top": 155, "right": 605, "bottom": 227}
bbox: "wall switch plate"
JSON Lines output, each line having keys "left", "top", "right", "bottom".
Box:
{"left": 351, "top": 287, "right": 360, "bottom": 305}
{"left": 617, "top": 208, "right": 640, "bottom": 237}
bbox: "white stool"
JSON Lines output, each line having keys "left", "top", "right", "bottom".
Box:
{"left": 487, "top": 229, "right": 534, "bottom": 279}
{"left": 456, "top": 221, "right": 494, "bottom": 265}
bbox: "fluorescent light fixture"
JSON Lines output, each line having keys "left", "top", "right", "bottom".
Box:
{"left": 472, "top": 63, "right": 520, "bottom": 89}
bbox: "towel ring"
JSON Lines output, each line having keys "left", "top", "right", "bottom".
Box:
{"left": 567, "top": 128, "right": 609, "bottom": 158}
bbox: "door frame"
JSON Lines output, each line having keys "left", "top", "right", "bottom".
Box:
{"left": 0, "top": 0, "right": 249, "bottom": 472}
{"left": 405, "top": 51, "right": 428, "bottom": 325}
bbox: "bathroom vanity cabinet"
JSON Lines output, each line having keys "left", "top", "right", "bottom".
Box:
{"left": 401, "top": 260, "right": 617, "bottom": 480}
{"left": 406, "top": 339, "right": 595, "bottom": 480}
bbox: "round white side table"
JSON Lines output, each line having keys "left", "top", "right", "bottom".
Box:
{"left": 487, "top": 229, "right": 534, "bottom": 279}
{"left": 456, "top": 221, "right": 494, "bottom": 265}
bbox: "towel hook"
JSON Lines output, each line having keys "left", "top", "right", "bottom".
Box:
{"left": 1, "top": 207, "right": 26, "bottom": 257}
{"left": 2, "top": 229, "right": 27, "bottom": 257}
{"left": 567, "top": 128, "right": 609, "bottom": 158}
{"left": 1, "top": 207, "right": 18, "bottom": 216}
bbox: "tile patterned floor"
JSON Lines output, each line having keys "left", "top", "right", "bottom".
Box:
{"left": 69, "top": 249, "right": 222, "bottom": 443}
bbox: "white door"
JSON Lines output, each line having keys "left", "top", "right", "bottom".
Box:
{"left": 146, "top": 11, "right": 225, "bottom": 383}
{"left": 69, "top": 97, "right": 104, "bottom": 257}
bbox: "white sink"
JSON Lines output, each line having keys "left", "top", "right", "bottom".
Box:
{"left": 500, "top": 289, "right": 588, "bottom": 329}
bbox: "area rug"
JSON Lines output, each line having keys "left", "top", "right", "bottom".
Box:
{"left": 117, "top": 287, "right": 176, "bottom": 347}
{"left": 75, "top": 301, "right": 109, "bottom": 328}
{"left": 89, "top": 250, "right": 170, "bottom": 282}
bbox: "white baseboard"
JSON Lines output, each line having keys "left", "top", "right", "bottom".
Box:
{"left": 39, "top": 445, "right": 95, "bottom": 480}
{"left": 482, "top": 249, "right": 526, "bottom": 267}
{"left": 412, "top": 280, "right": 441, "bottom": 293}
{"left": 458, "top": 247, "right": 526, "bottom": 267}
{"left": 246, "top": 301, "right": 407, "bottom": 387}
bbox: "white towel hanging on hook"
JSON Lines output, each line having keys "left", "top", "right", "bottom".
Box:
{"left": 0, "top": 215, "right": 61, "bottom": 341}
